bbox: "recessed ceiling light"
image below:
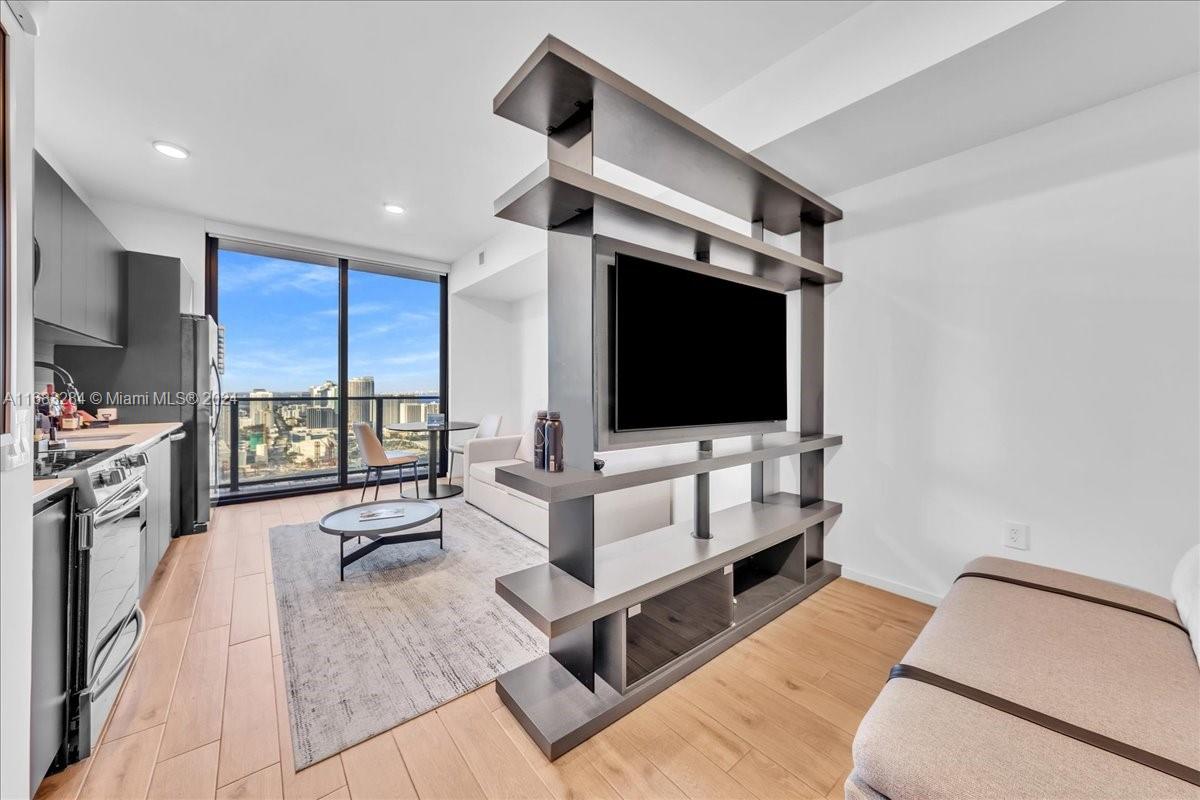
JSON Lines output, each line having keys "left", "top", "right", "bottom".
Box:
{"left": 153, "top": 141, "right": 189, "bottom": 159}
{"left": 383, "top": 203, "right": 406, "bottom": 215}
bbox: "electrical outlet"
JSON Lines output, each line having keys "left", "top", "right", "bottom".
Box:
{"left": 1004, "top": 522, "right": 1030, "bottom": 551}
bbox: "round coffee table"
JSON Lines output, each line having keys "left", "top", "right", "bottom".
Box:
{"left": 319, "top": 499, "right": 443, "bottom": 580}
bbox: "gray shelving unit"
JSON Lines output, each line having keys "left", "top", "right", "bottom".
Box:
{"left": 490, "top": 35, "right": 844, "bottom": 760}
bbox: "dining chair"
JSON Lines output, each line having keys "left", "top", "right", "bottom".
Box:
{"left": 352, "top": 421, "right": 421, "bottom": 500}
{"left": 448, "top": 413, "right": 502, "bottom": 484}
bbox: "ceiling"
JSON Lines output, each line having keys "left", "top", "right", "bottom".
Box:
{"left": 753, "top": 0, "right": 1200, "bottom": 197}
{"left": 33, "top": 0, "right": 867, "bottom": 264}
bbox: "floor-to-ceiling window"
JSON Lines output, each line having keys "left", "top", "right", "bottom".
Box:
{"left": 346, "top": 262, "right": 442, "bottom": 474}
{"left": 210, "top": 238, "right": 445, "bottom": 501}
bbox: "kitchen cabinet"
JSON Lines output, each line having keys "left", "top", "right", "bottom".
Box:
{"left": 34, "top": 151, "right": 125, "bottom": 346}
{"left": 33, "top": 153, "right": 63, "bottom": 325}
{"left": 60, "top": 185, "right": 89, "bottom": 336}
{"left": 88, "top": 215, "right": 124, "bottom": 344}
{"left": 142, "top": 436, "right": 174, "bottom": 583}
{"left": 31, "top": 492, "right": 73, "bottom": 789}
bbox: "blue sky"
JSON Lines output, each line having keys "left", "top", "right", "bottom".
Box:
{"left": 218, "top": 250, "right": 440, "bottom": 394}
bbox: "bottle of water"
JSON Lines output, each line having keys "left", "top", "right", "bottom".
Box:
{"left": 534, "top": 410, "right": 548, "bottom": 469}
{"left": 545, "top": 412, "right": 564, "bottom": 472}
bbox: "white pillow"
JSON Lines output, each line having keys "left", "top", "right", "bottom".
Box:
{"left": 1171, "top": 544, "right": 1200, "bottom": 664}
{"left": 515, "top": 412, "right": 538, "bottom": 463}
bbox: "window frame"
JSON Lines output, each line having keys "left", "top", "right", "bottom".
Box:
{"left": 205, "top": 234, "right": 448, "bottom": 504}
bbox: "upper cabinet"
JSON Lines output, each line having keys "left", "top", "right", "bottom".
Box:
{"left": 32, "top": 154, "right": 63, "bottom": 325}
{"left": 34, "top": 152, "right": 125, "bottom": 347}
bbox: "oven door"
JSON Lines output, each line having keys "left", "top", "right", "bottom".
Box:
{"left": 79, "top": 479, "right": 149, "bottom": 753}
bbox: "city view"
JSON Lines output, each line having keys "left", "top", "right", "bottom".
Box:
{"left": 216, "top": 377, "right": 440, "bottom": 488}
{"left": 215, "top": 246, "right": 443, "bottom": 493}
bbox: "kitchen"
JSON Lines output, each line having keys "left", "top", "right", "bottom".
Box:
{"left": 28, "top": 151, "right": 220, "bottom": 790}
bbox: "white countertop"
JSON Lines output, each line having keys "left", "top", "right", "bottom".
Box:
{"left": 32, "top": 421, "right": 183, "bottom": 504}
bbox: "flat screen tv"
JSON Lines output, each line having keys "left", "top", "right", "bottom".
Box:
{"left": 610, "top": 253, "right": 787, "bottom": 433}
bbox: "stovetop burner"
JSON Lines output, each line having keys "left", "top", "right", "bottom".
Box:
{"left": 33, "top": 447, "right": 117, "bottom": 478}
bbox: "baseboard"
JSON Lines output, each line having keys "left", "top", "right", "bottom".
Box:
{"left": 838, "top": 567, "right": 943, "bottom": 607}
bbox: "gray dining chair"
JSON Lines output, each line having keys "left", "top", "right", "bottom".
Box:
{"left": 352, "top": 421, "right": 421, "bottom": 500}
{"left": 448, "top": 413, "right": 502, "bottom": 484}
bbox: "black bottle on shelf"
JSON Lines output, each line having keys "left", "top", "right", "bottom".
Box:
{"left": 534, "top": 410, "right": 548, "bottom": 469}
{"left": 545, "top": 412, "right": 564, "bottom": 472}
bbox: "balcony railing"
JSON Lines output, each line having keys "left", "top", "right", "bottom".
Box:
{"left": 215, "top": 394, "right": 441, "bottom": 497}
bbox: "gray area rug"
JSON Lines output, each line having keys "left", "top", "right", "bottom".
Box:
{"left": 269, "top": 497, "right": 546, "bottom": 768}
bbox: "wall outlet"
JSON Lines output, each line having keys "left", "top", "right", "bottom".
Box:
{"left": 1004, "top": 522, "right": 1030, "bottom": 551}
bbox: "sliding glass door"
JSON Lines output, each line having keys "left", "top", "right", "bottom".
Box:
{"left": 346, "top": 262, "right": 442, "bottom": 478}
{"left": 210, "top": 238, "right": 445, "bottom": 501}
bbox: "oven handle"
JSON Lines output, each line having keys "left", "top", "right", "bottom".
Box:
{"left": 94, "top": 483, "right": 149, "bottom": 527}
{"left": 87, "top": 605, "right": 134, "bottom": 689}
{"left": 87, "top": 604, "right": 145, "bottom": 700}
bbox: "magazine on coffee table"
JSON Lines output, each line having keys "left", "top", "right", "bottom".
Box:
{"left": 358, "top": 506, "right": 407, "bottom": 522}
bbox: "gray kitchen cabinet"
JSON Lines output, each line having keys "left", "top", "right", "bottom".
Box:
{"left": 34, "top": 151, "right": 125, "bottom": 346}
{"left": 33, "top": 153, "right": 63, "bottom": 324}
{"left": 60, "top": 185, "right": 89, "bottom": 335}
{"left": 142, "top": 436, "right": 174, "bottom": 583}
{"left": 87, "top": 215, "right": 124, "bottom": 344}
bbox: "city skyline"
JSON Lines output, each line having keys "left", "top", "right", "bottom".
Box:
{"left": 215, "top": 378, "right": 441, "bottom": 490}
{"left": 218, "top": 250, "right": 441, "bottom": 394}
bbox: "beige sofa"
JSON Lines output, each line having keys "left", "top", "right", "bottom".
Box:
{"left": 847, "top": 556, "right": 1200, "bottom": 799}
{"left": 462, "top": 434, "right": 671, "bottom": 547}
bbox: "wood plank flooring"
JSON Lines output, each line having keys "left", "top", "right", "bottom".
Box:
{"left": 36, "top": 486, "right": 934, "bottom": 800}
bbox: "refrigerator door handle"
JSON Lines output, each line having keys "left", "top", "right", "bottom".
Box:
{"left": 210, "top": 366, "right": 222, "bottom": 441}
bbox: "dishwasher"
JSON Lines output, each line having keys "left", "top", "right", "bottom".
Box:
{"left": 31, "top": 491, "right": 74, "bottom": 789}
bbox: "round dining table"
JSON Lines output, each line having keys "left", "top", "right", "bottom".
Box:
{"left": 384, "top": 420, "right": 478, "bottom": 499}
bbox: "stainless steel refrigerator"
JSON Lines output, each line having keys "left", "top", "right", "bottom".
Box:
{"left": 58, "top": 252, "right": 215, "bottom": 533}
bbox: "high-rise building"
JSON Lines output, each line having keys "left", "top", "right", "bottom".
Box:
{"left": 305, "top": 405, "right": 336, "bottom": 429}
{"left": 249, "top": 389, "right": 274, "bottom": 427}
{"left": 348, "top": 376, "right": 375, "bottom": 424}
{"left": 310, "top": 379, "right": 337, "bottom": 407}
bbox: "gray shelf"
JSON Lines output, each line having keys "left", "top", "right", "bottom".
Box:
{"left": 495, "top": 494, "right": 842, "bottom": 637}
{"left": 493, "top": 35, "right": 841, "bottom": 231}
{"left": 496, "top": 558, "right": 841, "bottom": 759}
{"left": 495, "top": 432, "right": 843, "bottom": 503}
{"left": 495, "top": 161, "right": 842, "bottom": 287}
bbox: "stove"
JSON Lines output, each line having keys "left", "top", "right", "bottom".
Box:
{"left": 37, "top": 445, "right": 149, "bottom": 511}
{"left": 50, "top": 442, "right": 153, "bottom": 764}
{"left": 33, "top": 448, "right": 113, "bottom": 479}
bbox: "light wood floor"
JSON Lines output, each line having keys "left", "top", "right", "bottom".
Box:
{"left": 36, "top": 485, "right": 934, "bottom": 800}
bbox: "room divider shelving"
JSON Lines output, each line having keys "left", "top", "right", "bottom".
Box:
{"left": 490, "top": 35, "right": 845, "bottom": 759}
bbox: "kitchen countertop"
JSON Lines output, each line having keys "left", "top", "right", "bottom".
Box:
{"left": 32, "top": 421, "right": 183, "bottom": 504}
{"left": 32, "top": 477, "right": 75, "bottom": 505}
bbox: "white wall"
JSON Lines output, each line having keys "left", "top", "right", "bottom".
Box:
{"left": 815, "top": 74, "right": 1199, "bottom": 603}
{"left": 448, "top": 294, "right": 520, "bottom": 458}
{"left": 448, "top": 227, "right": 550, "bottom": 466}
{"left": 89, "top": 198, "right": 205, "bottom": 313}
{"left": 1, "top": 10, "right": 39, "bottom": 798}
{"left": 514, "top": 290, "right": 548, "bottom": 426}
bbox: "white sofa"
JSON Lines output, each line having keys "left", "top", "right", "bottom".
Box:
{"left": 463, "top": 434, "right": 671, "bottom": 547}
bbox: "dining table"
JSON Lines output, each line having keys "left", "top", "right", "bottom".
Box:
{"left": 384, "top": 419, "right": 478, "bottom": 499}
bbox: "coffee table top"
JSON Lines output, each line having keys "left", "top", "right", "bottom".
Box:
{"left": 319, "top": 499, "right": 441, "bottom": 537}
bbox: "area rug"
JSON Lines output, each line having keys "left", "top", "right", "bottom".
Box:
{"left": 268, "top": 497, "right": 547, "bottom": 768}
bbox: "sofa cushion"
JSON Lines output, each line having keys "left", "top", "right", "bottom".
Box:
{"left": 1172, "top": 544, "right": 1200, "bottom": 664}
{"left": 468, "top": 459, "right": 548, "bottom": 509}
{"left": 853, "top": 557, "right": 1200, "bottom": 799}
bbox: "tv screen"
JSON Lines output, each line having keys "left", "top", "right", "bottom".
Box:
{"left": 611, "top": 253, "right": 787, "bottom": 432}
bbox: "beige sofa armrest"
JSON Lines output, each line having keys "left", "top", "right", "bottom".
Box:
{"left": 463, "top": 435, "right": 523, "bottom": 502}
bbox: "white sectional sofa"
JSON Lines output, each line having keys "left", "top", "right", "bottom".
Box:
{"left": 463, "top": 434, "right": 671, "bottom": 547}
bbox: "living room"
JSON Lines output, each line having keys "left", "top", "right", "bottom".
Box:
{"left": 1, "top": 3, "right": 1197, "bottom": 800}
